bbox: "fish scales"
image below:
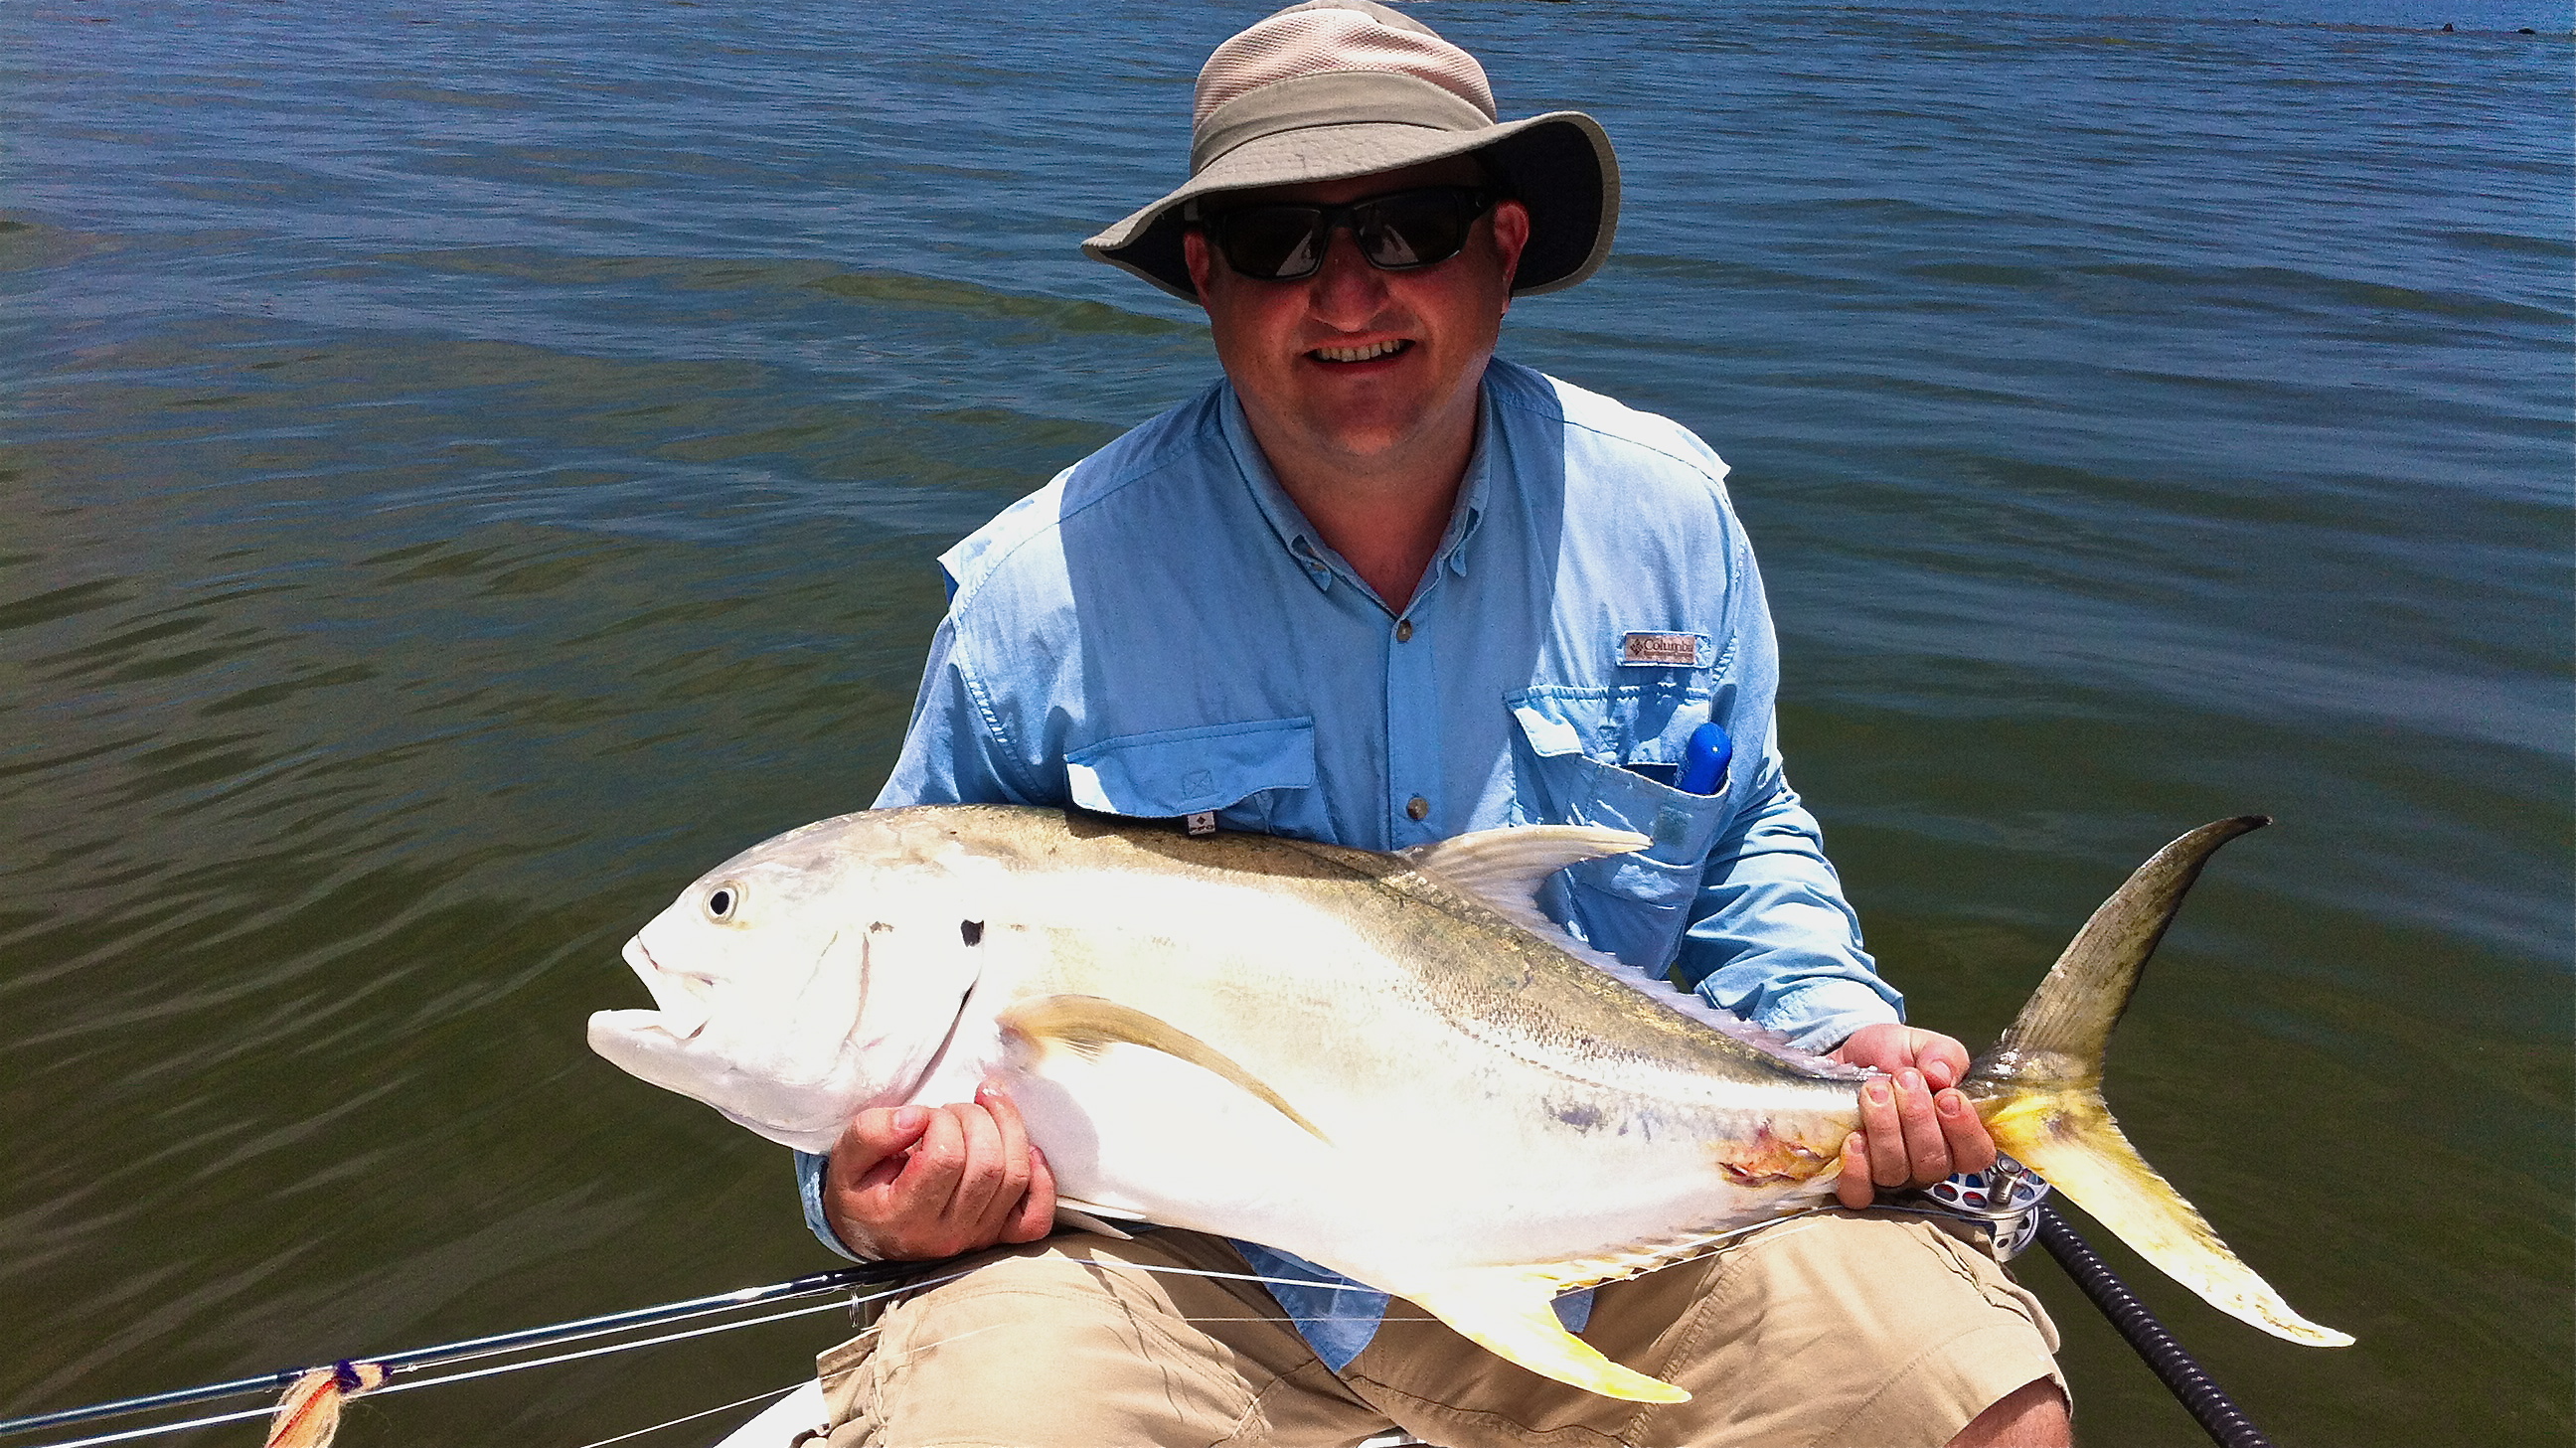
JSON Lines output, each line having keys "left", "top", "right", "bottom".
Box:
{"left": 1054, "top": 811, "right": 1851, "bottom": 1095}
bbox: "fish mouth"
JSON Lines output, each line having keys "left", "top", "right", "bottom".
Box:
{"left": 622, "top": 936, "right": 715, "bottom": 1041}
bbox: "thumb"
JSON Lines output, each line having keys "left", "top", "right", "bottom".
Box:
{"left": 834, "top": 1104, "right": 932, "bottom": 1181}
{"left": 1912, "top": 1031, "right": 1972, "bottom": 1091}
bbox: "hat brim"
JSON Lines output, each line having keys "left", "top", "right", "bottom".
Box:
{"left": 1084, "top": 110, "right": 1618, "bottom": 303}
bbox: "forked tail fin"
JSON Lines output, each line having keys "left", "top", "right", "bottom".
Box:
{"left": 1963, "top": 816, "right": 2354, "bottom": 1349}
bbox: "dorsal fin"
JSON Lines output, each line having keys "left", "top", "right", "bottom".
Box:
{"left": 1401, "top": 825, "right": 1866, "bottom": 1081}
{"left": 1399, "top": 825, "right": 1648, "bottom": 934}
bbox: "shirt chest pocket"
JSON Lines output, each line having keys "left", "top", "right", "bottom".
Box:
{"left": 1062, "top": 717, "right": 1324, "bottom": 836}
{"left": 1505, "top": 687, "right": 1737, "bottom": 973}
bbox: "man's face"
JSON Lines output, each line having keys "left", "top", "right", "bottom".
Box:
{"left": 1183, "top": 158, "right": 1532, "bottom": 475}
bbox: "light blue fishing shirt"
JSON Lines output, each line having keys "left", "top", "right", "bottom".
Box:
{"left": 794, "top": 358, "right": 1904, "bottom": 1369}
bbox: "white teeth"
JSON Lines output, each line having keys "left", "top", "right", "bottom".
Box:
{"left": 1314, "top": 340, "right": 1405, "bottom": 363}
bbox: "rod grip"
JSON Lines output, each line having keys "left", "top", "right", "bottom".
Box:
{"left": 2032, "top": 1206, "right": 2273, "bottom": 1448}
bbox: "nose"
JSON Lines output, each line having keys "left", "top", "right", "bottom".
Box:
{"left": 1306, "top": 223, "right": 1389, "bottom": 329}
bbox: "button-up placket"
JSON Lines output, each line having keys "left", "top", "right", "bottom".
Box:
{"left": 1382, "top": 431, "right": 1491, "bottom": 846}
{"left": 1220, "top": 385, "right": 1496, "bottom": 845}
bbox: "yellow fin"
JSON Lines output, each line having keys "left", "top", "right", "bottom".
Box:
{"left": 1401, "top": 1271, "right": 1689, "bottom": 1404}
{"left": 1000, "top": 994, "right": 1330, "bottom": 1143}
{"left": 1987, "top": 1089, "right": 2353, "bottom": 1348}
{"left": 1966, "top": 817, "right": 2350, "bottom": 1350}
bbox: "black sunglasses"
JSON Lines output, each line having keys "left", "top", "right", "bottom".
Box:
{"left": 1199, "top": 186, "right": 1498, "bottom": 282}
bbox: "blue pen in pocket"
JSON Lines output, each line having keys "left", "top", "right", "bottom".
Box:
{"left": 1675, "top": 720, "right": 1732, "bottom": 796}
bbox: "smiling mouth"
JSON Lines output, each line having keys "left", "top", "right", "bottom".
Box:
{"left": 1310, "top": 339, "right": 1410, "bottom": 364}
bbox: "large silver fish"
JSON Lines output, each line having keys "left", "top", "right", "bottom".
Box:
{"left": 587, "top": 806, "right": 2349, "bottom": 1401}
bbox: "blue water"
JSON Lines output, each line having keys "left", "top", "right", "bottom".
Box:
{"left": 4, "top": 1, "right": 2568, "bottom": 1444}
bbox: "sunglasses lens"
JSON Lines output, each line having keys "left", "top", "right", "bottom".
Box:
{"left": 1208, "top": 189, "right": 1490, "bottom": 280}
{"left": 1356, "top": 193, "right": 1474, "bottom": 269}
{"left": 1217, "top": 206, "right": 1329, "bottom": 280}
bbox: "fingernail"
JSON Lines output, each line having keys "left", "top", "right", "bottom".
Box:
{"left": 1898, "top": 1069, "right": 1922, "bottom": 1092}
{"left": 1865, "top": 1081, "right": 1891, "bottom": 1106}
{"left": 893, "top": 1105, "right": 928, "bottom": 1131}
{"left": 1937, "top": 1091, "right": 1965, "bottom": 1116}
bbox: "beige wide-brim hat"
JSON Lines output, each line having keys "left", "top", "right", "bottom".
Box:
{"left": 1085, "top": 0, "right": 1619, "bottom": 302}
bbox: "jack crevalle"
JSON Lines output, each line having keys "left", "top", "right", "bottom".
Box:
{"left": 588, "top": 806, "right": 2351, "bottom": 1402}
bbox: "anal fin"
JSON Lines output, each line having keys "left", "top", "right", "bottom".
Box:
{"left": 1401, "top": 1271, "right": 1689, "bottom": 1404}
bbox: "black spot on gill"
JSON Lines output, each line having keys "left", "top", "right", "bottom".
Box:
{"left": 960, "top": 919, "right": 984, "bottom": 946}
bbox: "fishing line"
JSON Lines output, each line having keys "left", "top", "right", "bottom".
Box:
{"left": 12, "top": 1404, "right": 279, "bottom": 1448}
{"left": 565, "top": 1382, "right": 807, "bottom": 1448}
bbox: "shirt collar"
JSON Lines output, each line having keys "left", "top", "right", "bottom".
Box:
{"left": 1216, "top": 379, "right": 1495, "bottom": 601}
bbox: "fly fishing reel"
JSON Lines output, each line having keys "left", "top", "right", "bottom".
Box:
{"left": 1919, "top": 1153, "right": 2051, "bottom": 1260}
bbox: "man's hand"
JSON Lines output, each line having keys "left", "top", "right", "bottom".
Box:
{"left": 822, "top": 1081, "right": 1058, "bottom": 1260}
{"left": 1827, "top": 1024, "right": 1997, "bottom": 1209}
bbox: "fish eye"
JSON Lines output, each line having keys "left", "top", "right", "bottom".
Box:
{"left": 705, "top": 883, "right": 745, "bottom": 922}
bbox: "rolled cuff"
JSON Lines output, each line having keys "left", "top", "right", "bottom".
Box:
{"left": 1735, "top": 979, "right": 1901, "bottom": 1053}
{"left": 795, "top": 1149, "right": 867, "bottom": 1262}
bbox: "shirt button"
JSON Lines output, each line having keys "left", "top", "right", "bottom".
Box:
{"left": 1405, "top": 795, "right": 1429, "bottom": 821}
{"left": 1395, "top": 619, "right": 1414, "bottom": 642}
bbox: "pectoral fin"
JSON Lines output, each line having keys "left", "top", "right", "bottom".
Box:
{"left": 1401, "top": 1272, "right": 1690, "bottom": 1404}
{"left": 1000, "top": 994, "right": 1330, "bottom": 1143}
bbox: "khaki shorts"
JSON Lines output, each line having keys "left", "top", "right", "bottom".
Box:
{"left": 818, "top": 1210, "right": 2062, "bottom": 1448}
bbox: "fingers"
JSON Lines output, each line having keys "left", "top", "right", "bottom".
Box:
{"left": 1005, "top": 1142, "right": 1058, "bottom": 1244}
{"left": 835, "top": 1104, "right": 933, "bottom": 1182}
{"left": 1847, "top": 1068, "right": 1979, "bottom": 1199}
{"left": 1893, "top": 1069, "right": 1948, "bottom": 1180}
{"left": 826, "top": 1087, "right": 1061, "bottom": 1260}
{"left": 942, "top": 1099, "right": 1012, "bottom": 1232}
{"left": 965, "top": 1083, "right": 1036, "bottom": 1239}
{"left": 825, "top": 1106, "right": 929, "bottom": 1256}
{"left": 1835, "top": 1132, "right": 1874, "bottom": 1208}
{"left": 904, "top": 1105, "right": 972, "bottom": 1221}
{"left": 1914, "top": 1033, "right": 1972, "bottom": 1092}
{"left": 1857, "top": 1075, "right": 1909, "bottom": 1187}
{"left": 1936, "top": 1088, "right": 1997, "bottom": 1175}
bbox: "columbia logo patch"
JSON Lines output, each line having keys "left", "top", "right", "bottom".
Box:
{"left": 1620, "top": 631, "right": 1705, "bottom": 668}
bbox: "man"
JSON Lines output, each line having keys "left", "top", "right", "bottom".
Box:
{"left": 795, "top": 4, "right": 2069, "bottom": 1444}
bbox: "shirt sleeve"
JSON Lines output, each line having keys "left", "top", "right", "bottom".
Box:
{"left": 871, "top": 612, "right": 1046, "bottom": 811}
{"left": 795, "top": 1149, "right": 866, "bottom": 1261}
{"left": 1669, "top": 476, "right": 1903, "bottom": 1054}
{"left": 1673, "top": 745, "right": 1904, "bottom": 1052}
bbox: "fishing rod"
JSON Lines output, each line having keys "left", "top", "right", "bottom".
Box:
{"left": 0, "top": 1259, "right": 937, "bottom": 1442}
{"left": 2031, "top": 1206, "right": 2276, "bottom": 1448}
{"left": 5, "top": 1205, "right": 2281, "bottom": 1448}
